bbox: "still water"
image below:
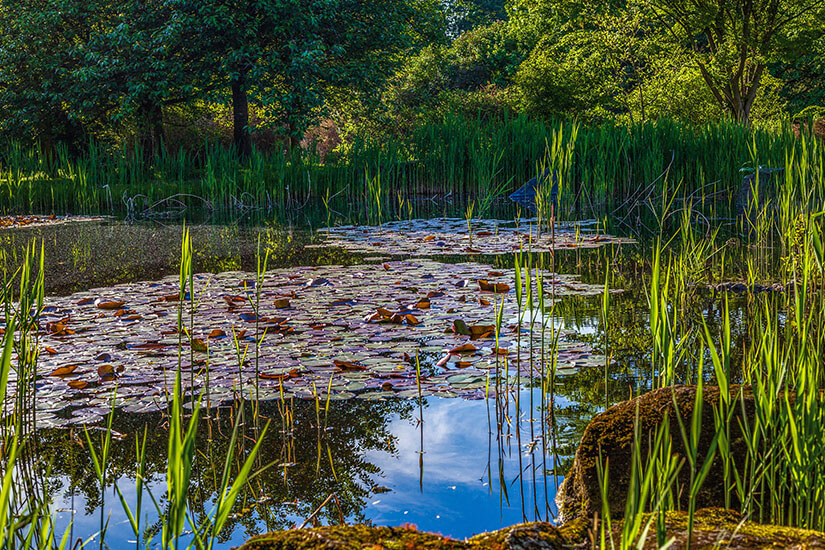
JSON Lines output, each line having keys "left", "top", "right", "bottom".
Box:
{"left": 2, "top": 216, "right": 652, "bottom": 547}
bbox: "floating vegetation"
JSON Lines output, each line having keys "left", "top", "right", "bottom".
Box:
{"left": 5, "top": 259, "right": 608, "bottom": 427}
{"left": 0, "top": 214, "right": 108, "bottom": 230}
{"left": 311, "top": 218, "right": 632, "bottom": 256}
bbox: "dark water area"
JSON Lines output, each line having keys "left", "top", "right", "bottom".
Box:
{"left": 0, "top": 204, "right": 764, "bottom": 548}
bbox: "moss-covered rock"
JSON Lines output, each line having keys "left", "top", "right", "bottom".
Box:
{"left": 239, "top": 524, "right": 471, "bottom": 550}
{"left": 611, "top": 508, "right": 825, "bottom": 550}
{"left": 469, "top": 521, "right": 572, "bottom": 549}
{"left": 238, "top": 512, "right": 825, "bottom": 550}
{"left": 239, "top": 522, "right": 572, "bottom": 550}
{"left": 556, "top": 385, "right": 758, "bottom": 522}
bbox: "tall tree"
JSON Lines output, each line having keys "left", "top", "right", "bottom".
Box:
{"left": 0, "top": 0, "right": 107, "bottom": 155}
{"left": 645, "top": 0, "right": 825, "bottom": 124}
{"left": 0, "top": 0, "right": 217, "bottom": 156}
{"left": 191, "top": 0, "right": 442, "bottom": 155}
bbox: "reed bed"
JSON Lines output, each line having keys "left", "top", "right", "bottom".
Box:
{"left": 590, "top": 133, "right": 825, "bottom": 548}
{"left": 0, "top": 116, "right": 817, "bottom": 220}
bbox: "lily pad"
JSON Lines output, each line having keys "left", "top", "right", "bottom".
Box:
{"left": 2, "top": 258, "right": 610, "bottom": 427}
{"left": 310, "top": 218, "right": 633, "bottom": 256}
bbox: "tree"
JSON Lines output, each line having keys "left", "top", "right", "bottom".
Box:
{"left": 379, "top": 22, "right": 522, "bottom": 126}
{"left": 0, "top": 0, "right": 218, "bottom": 157}
{"left": 0, "top": 0, "right": 106, "bottom": 155}
{"left": 191, "top": 0, "right": 442, "bottom": 155}
{"left": 645, "top": 0, "right": 825, "bottom": 124}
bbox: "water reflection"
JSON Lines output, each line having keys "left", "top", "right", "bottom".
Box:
{"left": 28, "top": 385, "right": 612, "bottom": 547}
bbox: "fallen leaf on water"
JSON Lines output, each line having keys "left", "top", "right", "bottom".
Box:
{"left": 46, "top": 322, "right": 74, "bottom": 336}
{"left": 477, "top": 231, "right": 493, "bottom": 237}
{"left": 414, "top": 299, "right": 430, "bottom": 309}
{"left": 208, "top": 329, "right": 226, "bottom": 338}
{"left": 423, "top": 235, "right": 436, "bottom": 242}
{"left": 382, "top": 263, "right": 392, "bottom": 271}
{"left": 130, "top": 342, "right": 167, "bottom": 350}
{"left": 223, "top": 295, "right": 246, "bottom": 308}
{"left": 192, "top": 338, "right": 208, "bottom": 352}
{"left": 77, "top": 298, "right": 94, "bottom": 306}
{"left": 333, "top": 360, "right": 367, "bottom": 372}
{"left": 469, "top": 325, "right": 495, "bottom": 339}
{"left": 404, "top": 314, "right": 421, "bottom": 326}
{"left": 96, "top": 300, "right": 126, "bottom": 310}
{"left": 44, "top": 347, "right": 58, "bottom": 355}
{"left": 97, "top": 364, "right": 116, "bottom": 377}
{"left": 68, "top": 380, "right": 88, "bottom": 390}
{"left": 449, "top": 343, "right": 478, "bottom": 354}
{"left": 259, "top": 369, "right": 300, "bottom": 381}
{"left": 273, "top": 298, "right": 291, "bottom": 309}
{"left": 49, "top": 365, "right": 78, "bottom": 376}
{"left": 478, "top": 298, "right": 491, "bottom": 306}
{"left": 478, "top": 280, "right": 510, "bottom": 293}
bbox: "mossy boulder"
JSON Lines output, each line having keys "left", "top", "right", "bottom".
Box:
{"left": 238, "top": 522, "right": 575, "bottom": 550}
{"left": 557, "top": 385, "right": 757, "bottom": 522}
{"left": 239, "top": 524, "right": 471, "bottom": 550}
{"left": 611, "top": 508, "right": 825, "bottom": 550}
{"left": 237, "top": 512, "right": 825, "bottom": 550}
{"left": 469, "top": 520, "right": 582, "bottom": 549}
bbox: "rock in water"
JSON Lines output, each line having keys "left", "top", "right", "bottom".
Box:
{"left": 509, "top": 168, "right": 558, "bottom": 210}
{"left": 611, "top": 508, "right": 825, "bottom": 550}
{"left": 556, "top": 385, "right": 760, "bottom": 523}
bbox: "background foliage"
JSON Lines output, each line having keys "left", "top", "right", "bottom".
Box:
{"left": 0, "top": 0, "right": 822, "bottom": 157}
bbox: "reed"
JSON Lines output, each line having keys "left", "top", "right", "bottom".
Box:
{"left": 1, "top": 117, "right": 817, "bottom": 222}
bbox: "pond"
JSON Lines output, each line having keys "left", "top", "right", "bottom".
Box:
{"left": 0, "top": 207, "right": 738, "bottom": 548}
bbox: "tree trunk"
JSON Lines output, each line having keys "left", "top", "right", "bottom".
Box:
{"left": 137, "top": 102, "right": 164, "bottom": 160}
{"left": 37, "top": 123, "right": 57, "bottom": 173}
{"left": 287, "top": 122, "right": 302, "bottom": 153}
{"left": 232, "top": 74, "right": 251, "bottom": 158}
{"left": 697, "top": 61, "right": 764, "bottom": 126}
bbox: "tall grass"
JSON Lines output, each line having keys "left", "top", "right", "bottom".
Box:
{"left": 599, "top": 131, "right": 825, "bottom": 548}
{"left": 1, "top": 116, "right": 817, "bottom": 220}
